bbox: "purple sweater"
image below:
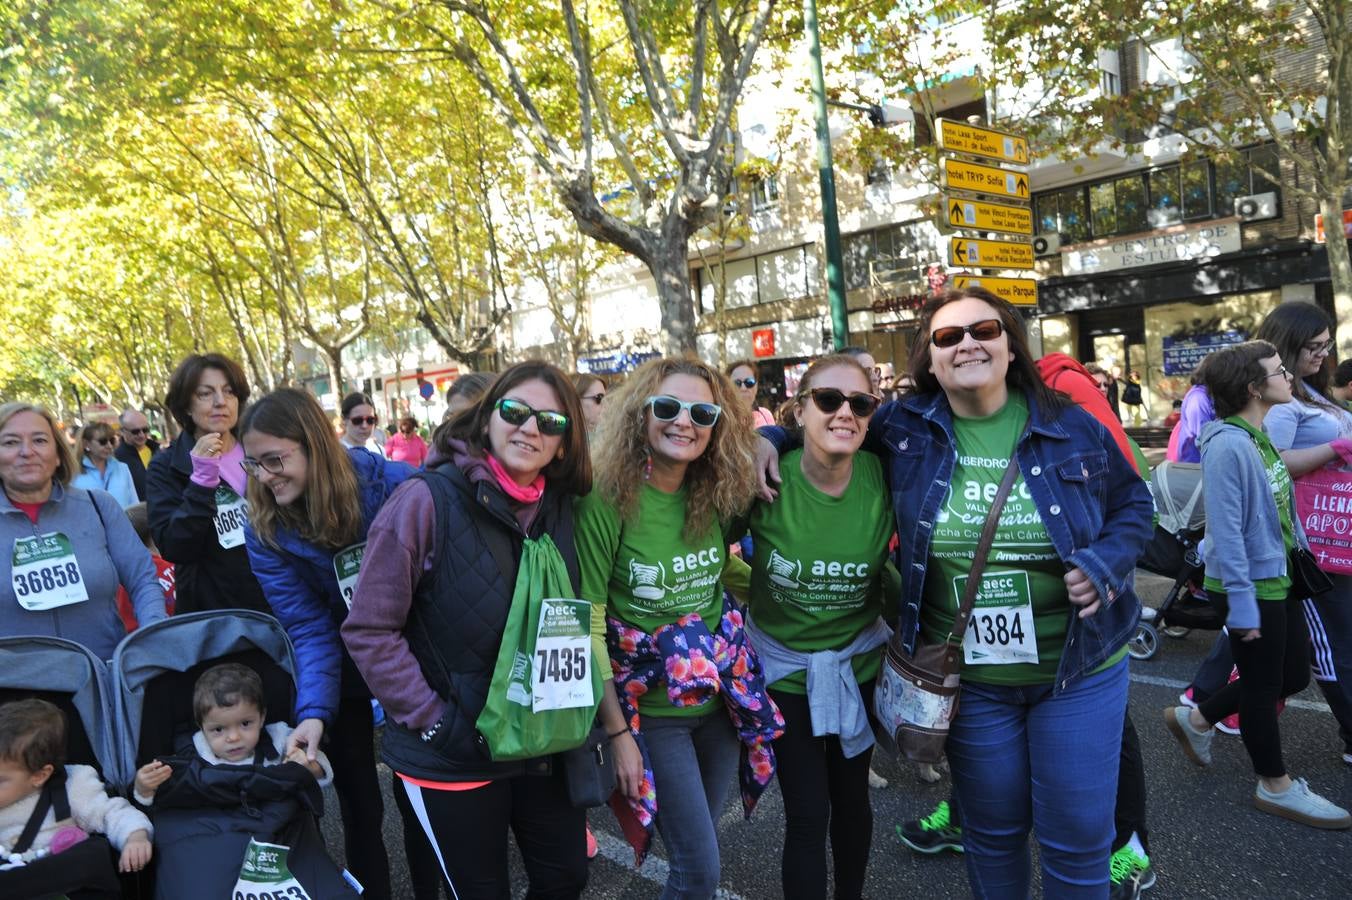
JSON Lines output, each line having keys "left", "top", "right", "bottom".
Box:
{"left": 340, "top": 443, "right": 541, "bottom": 733}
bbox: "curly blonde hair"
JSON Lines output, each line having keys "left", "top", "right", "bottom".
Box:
{"left": 591, "top": 356, "right": 758, "bottom": 541}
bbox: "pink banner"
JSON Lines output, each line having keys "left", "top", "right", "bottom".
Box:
{"left": 1295, "top": 468, "right": 1352, "bottom": 575}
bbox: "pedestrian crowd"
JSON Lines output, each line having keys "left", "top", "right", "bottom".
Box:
{"left": 2, "top": 287, "right": 1350, "bottom": 900}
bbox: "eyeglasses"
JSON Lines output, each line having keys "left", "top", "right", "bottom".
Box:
{"left": 582, "top": 393, "right": 605, "bottom": 405}
{"left": 645, "top": 395, "right": 722, "bottom": 428}
{"left": 495, "top": 398, "right": 570, "bottom": 436}
{"left": 126, "top": 427, "right": 149, "bottom": 436}
{"left": 348, "top": 416, "right": 377, "bottom": 426}
{"left": 732, "top": 377, "right": 757, "bottom": 389}
{"left": 241, "top": 448, "right": 300, "bottom": 477}
{"left": 1303, "top": 338, "right": 1335, "bottom": 355}
{"left": 930, "top": 318, "right": 1004, "bottom": 348}
{"left": 1260, "top": 365, "right": 1291, "bottom": 381}
{"left": 804, "top": 388, "right": 881, "bottom": 418}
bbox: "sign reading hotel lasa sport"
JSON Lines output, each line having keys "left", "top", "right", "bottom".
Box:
{"left": 1062, "top": 221, "right": 1241, "bottom": 276}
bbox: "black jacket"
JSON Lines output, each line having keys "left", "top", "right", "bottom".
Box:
{"left": 114, "top": 438, "right": 159, "bottom": 501}
{"left": 380, "top": 463, "right": 581, "bottom": 782}
{"left": 145, "top": 435, "right": 269, "bottom": 615}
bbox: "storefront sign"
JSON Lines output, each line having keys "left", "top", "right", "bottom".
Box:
{"left": 871, "top": 292, "right": 928, "bottom": 316}
{"left": 752, "top": 328, "right": 776, "bottom": 358}
{"left": 1063, "top": 222, "right": 1241, "bottom": 276}
{"left": 579, "top": 350, "right": 660, "bottom": 375}
{"left": 1161, "top": 330, "right": 1248, "bottom": 375}
{"left": 1315, "top": 209, "right": 1352, "bottom": 244}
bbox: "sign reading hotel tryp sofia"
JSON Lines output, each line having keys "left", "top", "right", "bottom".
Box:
{"left": 1062, "top": 221, "right": 1241, "bottom": 276}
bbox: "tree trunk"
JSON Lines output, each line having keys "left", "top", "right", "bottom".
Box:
{"left": 323, "top": 345, "right": 345, "bottom": 404}
{"left": 648, "top": 229, "right": 698, "bottom": 356}
{"left": 1325, "top": 193, "right": 1352, "bottom": 356}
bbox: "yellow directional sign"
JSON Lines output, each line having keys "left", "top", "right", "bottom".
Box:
{"left": 945, "top": 196, "right": 1034, "bottom": 236}
{"left": 936, "top": 118, "right": 1030, "bottom": 165}
{"left": 948, "top": 237, "right": 1035, "bottom": 270}
{"left": 941, "top": 158, "right": 1030, "bottom": 203}
{"left": 950, "top": 273, "right": 1038, "bottom": 307}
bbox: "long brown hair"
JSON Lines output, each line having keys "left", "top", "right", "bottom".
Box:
{"left": 435, "top": 360, "right": 592, "bottom": 496}
{"left": 907, "top": 287, "right": 1067, "bottom": 417}
{"left": 238, "top": 388, "right": 363, "bottom": 550}
{"left": 591, "top": 356, "right": 758, "bottom": 541}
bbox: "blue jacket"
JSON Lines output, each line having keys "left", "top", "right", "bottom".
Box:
{"left": 768, "top": 388, "right": 1153, "bottom": 692}
{"left": 245, "top": 449, "right": 415, "bottom": 725}
{"left": 72, "top": 457, "right": 139, "bottom": 510}
{"left": 1197, "top": 419, "right": 1307, "bottom": 630}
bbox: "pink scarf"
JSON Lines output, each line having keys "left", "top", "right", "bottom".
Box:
{"left": 484, "top": 451, "right": 545, "bottom": 503}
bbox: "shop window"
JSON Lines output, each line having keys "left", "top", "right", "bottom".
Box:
{"left": 1181, "top": 160, "right": 1211, "bottom": 219}
{"left": 757, "top": 246, "right": 811, "bottom": 304}
{"left": 1148, "top": 167, "right": 1182, "bottom": 227}
{"left": 1213, "top": 153, "right": 1248, "bottom": 217}
{"left": 1115, "top": 175, "right": 1149, "bottom": 233}
{"left": 1090, "top": 181, "right": 1117, "bottom": 236}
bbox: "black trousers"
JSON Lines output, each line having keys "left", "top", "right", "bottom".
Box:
{"left": 1199, "top": 592, "right": 1310, "bottom": 778}
{"left": 399, "top": 771, "right": 587, "bottom": 900}
{"left": 1112, "top": 709, "right": 1149, "bottom": 855}
{"left": 769, "top": 682, "right": 876, "bottom": 900}
{"left": 326, "top": 696, "right": 392, "bottom": 900}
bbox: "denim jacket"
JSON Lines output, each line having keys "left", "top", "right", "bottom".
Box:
{"left": 870, "top": 389, "right": 1153, "bottom": 693}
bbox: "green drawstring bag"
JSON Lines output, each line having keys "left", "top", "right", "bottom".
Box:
{"left": 476, "top": 534, "right": 603, "bottom": 760}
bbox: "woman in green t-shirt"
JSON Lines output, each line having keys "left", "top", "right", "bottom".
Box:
{"left": 576, "top": 356, "right": 762, "bottom": 897}
{"left": 739, "top": 353, "right": 891, "bottom": 900}
{"left": 1164, "top": 340, "right": 1351, "bottom": 828}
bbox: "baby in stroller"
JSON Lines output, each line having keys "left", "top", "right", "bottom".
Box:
{"left": 133, "top": 662, "right": 332, "bottom": 802}
{"left": 0, "top": 698, "right": 152, "bottom": 894}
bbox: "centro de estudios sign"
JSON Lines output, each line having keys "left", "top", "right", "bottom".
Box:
{"left": 1062, "top": 221, "right": 1242, "bottom": 276}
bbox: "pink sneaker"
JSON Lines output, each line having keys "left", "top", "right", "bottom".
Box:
{"left": 1215, "top": 667, "right": 1287, "bottom": 735}
{"left": 586, "top": 823, "right": 598, "bottom": 860}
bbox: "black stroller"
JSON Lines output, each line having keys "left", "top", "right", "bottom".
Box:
{"left": 111, "top": 610, "right": 358, "bottom": 900}
{"left": 0, "top": 636, "right": 128, "bottom": 899}
{"left": 1129, "top": 460, "right": 1225, "bottom": 660}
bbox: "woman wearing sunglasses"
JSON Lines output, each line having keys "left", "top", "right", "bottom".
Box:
{"left": 343, "top": 361, "right": 596, "bottom": 898}
{"left": 728, "top": 360, "right": 775, "bottom": 428}
{"left": 576, "top": 357, "right": 781, "bottom": 898}
{"left": 754, "top": 288, "right": 1153, "bottom": 898}
{"left": 340, "top": 392, "right": 386, "bottom": 458}
{"left": 71, "top": 422, "right": 138, "bottom": 509}
{"left": 239, "top": 388, "right": 427, "bottom": 900}
{"left": 735, "top": 354, "right": 891, "bottom": 900}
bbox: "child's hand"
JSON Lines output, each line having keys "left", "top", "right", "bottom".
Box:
{"left": 119, "top": 830, "right": 152, "bottom": 872}
{"left": 135, "top": 760, "right": 172, "bottom": 798}
{"left": 285, "top": 746, "right": 326, "bottom": 779}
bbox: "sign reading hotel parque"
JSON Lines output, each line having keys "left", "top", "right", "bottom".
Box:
{"left": 1161, "top": 330, "right": 1248, "bottom": 376}
{"left": 1062, "top": 221, "right": 1241, "bottom": 276}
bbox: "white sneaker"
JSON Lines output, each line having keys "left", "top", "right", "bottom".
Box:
{"left": 1254, "top": 777, "right": 1352, "bottom": 830}
{"left": 1163, "top": 706, "right": 1212, "bottom": 766}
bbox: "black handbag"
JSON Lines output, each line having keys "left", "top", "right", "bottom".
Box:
{"left": 560, "top": 723, "right": 616, "bottom": 808}
{"left": 1290, "top": 545, "right": 1334, "bottom": 598}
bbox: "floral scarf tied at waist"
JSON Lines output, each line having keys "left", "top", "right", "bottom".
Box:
{"left": 606, "top": 595, "right": 785, "bottom": 865}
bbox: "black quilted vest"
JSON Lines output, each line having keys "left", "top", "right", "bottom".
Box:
{"left": 379, "top": 462, "right": 581, "bottom": 782}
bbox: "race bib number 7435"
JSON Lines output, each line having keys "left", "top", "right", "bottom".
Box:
{"left": 531, "top": 598, "right": 594, "bottom": 712}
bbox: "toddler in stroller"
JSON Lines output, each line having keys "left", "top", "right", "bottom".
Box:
{"left": 0, "top": 637, "right": 150, "bottom": 899}
{"left": 114, "top": 610, "right": 357, "bottom": 900}
{"left": 1131, "top": 460, "right": 1225, "bottom": 659}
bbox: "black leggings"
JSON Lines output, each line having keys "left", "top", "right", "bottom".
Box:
{"left": 769, "top": 682, "right": 876, "bottom": 900}
{"left": 1113, "top": 710, "right": 1149, "bottom": 855}
{"left": 326, "top": 696, "right": 392, "bottom": 900}
{"left": 398, "top": 771, "right": 588, "bottom": 900}
{"left": 1198, "top": 592, "right": 1310, "bottom": 778}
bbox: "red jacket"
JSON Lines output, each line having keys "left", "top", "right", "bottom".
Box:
{"left": 1036, "top": 353, "right": 1140, "bottom": 475}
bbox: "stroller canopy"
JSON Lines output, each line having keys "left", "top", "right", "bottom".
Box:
{"left": 0, "top": 636, "right": 120, "bottom": 786}
{"left": 111, "top": 610, "right": 297, "bottom": 793}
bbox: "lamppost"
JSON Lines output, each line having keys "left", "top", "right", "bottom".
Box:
{"left": 803, "top": 0, "right": 849, "bottom": 351}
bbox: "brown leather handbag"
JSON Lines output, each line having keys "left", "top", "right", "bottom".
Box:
{"left": 875, "top": 458, "right": 1020, "bottom": 763}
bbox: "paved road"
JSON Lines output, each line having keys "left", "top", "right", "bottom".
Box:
{"left": 324, "top": 572, "right": 1352, "bottom": 898}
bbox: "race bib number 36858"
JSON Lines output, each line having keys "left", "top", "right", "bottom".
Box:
{"left": 12, "top": 533, "right": 89, "bottom": 611}
{"left": 214, "top": 487, "right": 248, "bottom": 549}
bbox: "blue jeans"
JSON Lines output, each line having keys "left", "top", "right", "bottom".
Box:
{"left": 947, "top": 658, "right": 1129, "bottom": 900}
{"left": 642, "top": 709, "right": 740, "bottom": 900}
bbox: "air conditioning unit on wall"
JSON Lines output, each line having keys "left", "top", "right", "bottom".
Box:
{"left": 1235, "top": 192, "right": 1279, "bottom": 222}
{"left": 1032, "top": 232, "right": 1063, "bottom": 257}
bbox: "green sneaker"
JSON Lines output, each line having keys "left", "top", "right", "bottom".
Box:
{"left": 1108, "top": 845, "right": 1154, "bottom": 899}
{"left": 896, "top": 800, "right": 964, "bottom": 854}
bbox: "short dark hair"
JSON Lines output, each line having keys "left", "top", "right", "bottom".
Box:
{"left": 193, "top": 663, "right": 267, "bottom": 726}
{"left": 434, "top": 360, "right": 592, "bottom": 496}
{"left": 908, "top": 287, "right": 1067, "bottom": 417}
{"left": 724, "top": 359, "right": 758, "bottom": 377}
{"left": 1197, "top": 340, "right": 1279, "bottom": 419}
{"left": 164, "top": 354, "right": 251, "bottom": 435}
{"left": 445, "top": 372, "right": 494, "bottom": 407}
{"left": 340, "top": 392, "right": 377, "bottom": 419}
{"left": 0, "top": 699, "right": 66, "bottom": 773}
{"left": 1334, "top": 359, "right": 1352, "bottom": 389}
{"left": 125, "top": 502, "right": 152, "bottom": 547}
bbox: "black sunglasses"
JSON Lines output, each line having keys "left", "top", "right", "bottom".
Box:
{"left": 804, "top": 388, "right": 881, "bottom": 418}
{"left": 90, "top": 437, "right": 115, "bottom": 446}
{"left": 126, "top": 427, "right": 149, "bottom": 436}
{"left": 733, "top": 377, "right": 757, "bottom": 389}
{"left": 930, "top": 318, "right": 1004, "bottom": 348}
{"left": 645, "top": 395, "right": 721, "bottom": 428}
{"left": 348, "top": 416, "right": 377, "bottom": 426}
{"left": 496, "top": 398, "right": 570, "bottom": 435}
